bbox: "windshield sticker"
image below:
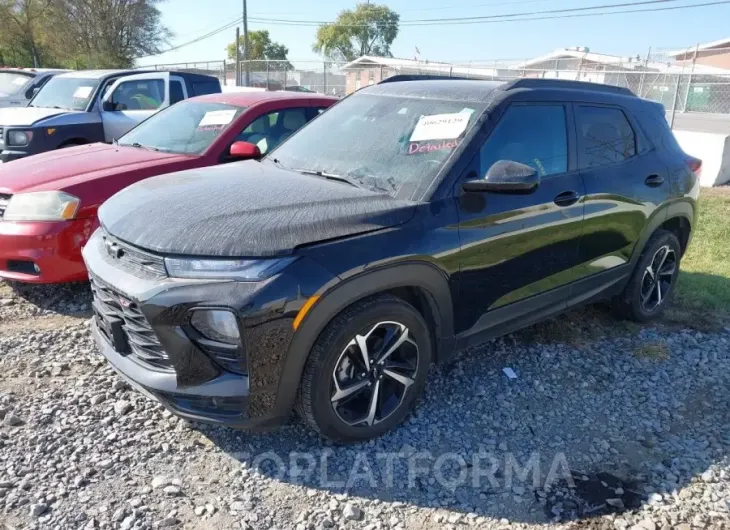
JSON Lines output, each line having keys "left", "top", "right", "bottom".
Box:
{"left": 409, "top": 113, "right": 470, "bottom": 142}
{"left": 199, "top": 110, "right": 237, "bottom": 127}
{"left": 13, "top": 77, "right": 28, "bottom": 85}
{"left": 408, "top": 139, "right": 459, "bottom": 155}
{"left": 73, "top": 86, "right": 93, "bottom": 99}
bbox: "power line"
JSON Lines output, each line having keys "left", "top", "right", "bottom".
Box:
{"left": 135, "top": 15, "right": 241, "bottom": 59}
{"left": 247, "top": 0, "right": 727, "bottom": 27}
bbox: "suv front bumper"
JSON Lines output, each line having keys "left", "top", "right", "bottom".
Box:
{"left": 82, "top": 228, "right": 336, "bottom": 429}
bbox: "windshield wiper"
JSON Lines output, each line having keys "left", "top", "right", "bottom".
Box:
{"left": 294, "top": 168, "right": 363, "bottom": 189}
{"left": 130, "top": 142, "right": 159, "bottom": 152}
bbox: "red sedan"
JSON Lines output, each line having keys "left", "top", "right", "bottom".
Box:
{"left": 0, "top": 91, "right": 337, "bottom": 283}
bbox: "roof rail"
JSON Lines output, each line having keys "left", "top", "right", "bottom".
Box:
{"left": 505, "top": 78, "right": 635, "bottom": 96}
{"left": 378, "top": 74, "right": 471, "bottom": 84}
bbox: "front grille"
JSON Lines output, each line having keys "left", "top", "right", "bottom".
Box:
{"left": 0, "top": 194, "right": 11, "bottom": 220}
{"left": 90, "top": 273, "right": 173, "bottom": 371}
{"left": 100, "top": 230, "right": 167, "bottom": 277}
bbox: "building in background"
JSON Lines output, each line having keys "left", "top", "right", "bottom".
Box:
{"left": 669, "top": 37, "right": 730, "bottom": 69}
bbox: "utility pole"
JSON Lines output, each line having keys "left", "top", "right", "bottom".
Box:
{"left": 243, "top": 0, "right": 250, "bottom": 86}
{"left": 235, "top": 27, "right": 240, "bottom": 86}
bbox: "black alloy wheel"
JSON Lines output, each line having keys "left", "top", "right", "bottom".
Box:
{"left": 297, "top": 294, "right": 432, "bottom": 443}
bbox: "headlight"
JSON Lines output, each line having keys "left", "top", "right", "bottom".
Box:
{"left": 7, "top": 130, "right": 33, "bottom": 146}
{"left": 3, "top": 191, "right": 80, "bottom": 221}
{"left": 164, "top": 257, "right": 295, "bottom": 281}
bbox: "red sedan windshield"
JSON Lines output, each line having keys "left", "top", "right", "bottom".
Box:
{"left": 118, "top": 101, "right": 246, "bottom": 155}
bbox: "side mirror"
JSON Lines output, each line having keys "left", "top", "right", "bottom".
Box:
{"left": 229, "top": 141, "right": 261, "bottom": 160}
{"left": 102, "top": 100, "right": 116, "bottom": 112}
{"left": 462, "top": 160, "right": 540, "bottom": 193}
{"left": 26, "top": 86, "right": 39, "bottom": 100}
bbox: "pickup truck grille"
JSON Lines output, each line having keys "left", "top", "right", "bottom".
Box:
{"left": 90, "top": 273, "right": 173, "bottom": 371}
{"left": 100, "top": 230, "right": 167, "bottom": 277}
{"left": 0, "top": 194, "right": 11, "bottom": 220}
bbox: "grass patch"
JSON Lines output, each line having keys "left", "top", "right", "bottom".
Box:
{"left": 633, "top": 341, "right": 670, "bottom": 361}
{"left": 672, "top": 187, "right": 730, "bottom": 330}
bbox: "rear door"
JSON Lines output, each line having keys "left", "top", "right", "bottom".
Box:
{"left": 572, "top": 104, "right": 669, "bottom": 287}
{"left": 454, "top": 103, "right": 585, "bottom": 335}
{"left": 100, "top": 72, "right": 171, "bottom": 142}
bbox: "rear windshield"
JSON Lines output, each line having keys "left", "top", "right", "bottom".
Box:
{"left": 266, "top": 93, "right": 484, "bottom": 199}
{"left": 118, "top": 101, "right": 246, "bottom": 155}
{"left": 31, "top": 77, "right": 100, "bottom": 111}
{"left": 0, "top": 72, "right": 32, "bottom": 97}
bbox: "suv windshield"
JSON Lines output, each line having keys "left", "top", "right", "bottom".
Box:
{"left": 266, "top": 93, "right": 484, "bottom": 198}
{"left": 0, "top": 72, "right": 32, "bottom": 97}
{"left": 31, "top": 77, "right": 100, "bottom": 110}
{"left": 118, "top": 101, "right": 246, "bottom": 155}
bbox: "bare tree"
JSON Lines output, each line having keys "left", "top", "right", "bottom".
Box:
{"left": 0, "top": 0, "right": 57, "bottom": 67}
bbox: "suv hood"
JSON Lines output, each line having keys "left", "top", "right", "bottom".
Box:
{"left": 100, "top": 161, "right": 416, "bottom": 257}
{"left": 0, "top": 106, "right": 80, "bottom": 127}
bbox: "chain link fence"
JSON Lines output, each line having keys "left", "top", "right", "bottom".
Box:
{"left": 238, "top": 52, "right": 730, "bottom": 117}
{"left": 140, "top": 50, "right": 730, "bottom": 117}
{"left": 136, "top": 60, "right": 229, "bottom": 87}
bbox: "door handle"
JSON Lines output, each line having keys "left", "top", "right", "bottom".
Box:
{"left": 554, "top": 190, "right": 580, "bottom": 207}
{"left": 645, "top": 175, "right": 664, "bottom": 187}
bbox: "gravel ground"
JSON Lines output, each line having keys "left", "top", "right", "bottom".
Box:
{"left": 1, "top": 279, "right": 729, "bottom": 530}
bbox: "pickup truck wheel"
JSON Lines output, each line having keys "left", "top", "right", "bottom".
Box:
{"left": 296, "top": 294, "right": 432, "bottom": 443}
{"left": 613, "top": 229, "right": 681, "bottom": 322}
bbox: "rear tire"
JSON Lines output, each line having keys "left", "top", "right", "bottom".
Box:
{"left": 613, "top": 229, "right": 681, "bottom": 322}
{"left": 296, "top": 294, "right": 432, "bottom": 443}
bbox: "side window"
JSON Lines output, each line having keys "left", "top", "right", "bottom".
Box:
{"left": 480, "top": 105, "right": 568, "bottom": 177}
{"left": 169, "top": 80, "right": 185, "bottom": 105}
{"left": 575, "top": 106, "right": 636, "bottom": 169}
{"left": 108, "top": 79, "right": 165, "bottom": 111}
{"left": 234, "top": 108, "right": 309, "bottom": 155}
{"left": 191, "top": 81, "right": 220, "bottom": 96}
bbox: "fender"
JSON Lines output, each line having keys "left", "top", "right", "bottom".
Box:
{"left": 629, "top": 207, "right": 692, "bottom": 268}
{"left": 273, "top": 261, "right": 455, "bottom": 416}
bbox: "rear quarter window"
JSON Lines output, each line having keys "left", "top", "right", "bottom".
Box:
{"left": 575, "top": 105, "right": 636, "bottom": 169}
{"left": 191, "top": 81, "right": 221, "bottom": 96}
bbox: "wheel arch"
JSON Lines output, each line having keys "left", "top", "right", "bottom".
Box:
{"left": 57, "top": 138, "right": 89, "bottom": 148}
{"left": 631, "top": 207, "right": 692, "bottom": 268}
{"left": 274, "top": 261, "right": 455, "bottom": 415}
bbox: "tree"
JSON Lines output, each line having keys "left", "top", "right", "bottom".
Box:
{"left": 0, "top": 0, "right": 59, "bottom": 67}
{"left": 313, "top": 3, "right": 399, "bottom": 63}
{"left": 226, "top": 30, "right": 291, "bottom": 70}
{"left": 53, "top": 0, "right": 172, "bottom": 68}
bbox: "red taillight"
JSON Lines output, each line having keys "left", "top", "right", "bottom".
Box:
{"left": 686, "top": 156, "right": 702, "bottom": 178}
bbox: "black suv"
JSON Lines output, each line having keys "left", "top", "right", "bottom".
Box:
{"left": 83, "top": 77, "right": 699, "bottom": 442}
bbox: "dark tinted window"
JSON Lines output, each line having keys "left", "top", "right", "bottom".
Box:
{"left": 576, "top": 106, "right": 636, "bottom": 169}
{"left": 480, "top": 105, "right": 568, "bottom": 177}
{"left": 170, "top": 80, "right": 185, "bottom": 104}
{"left": 191, "top": 81, "right": 220, "bottom": 96}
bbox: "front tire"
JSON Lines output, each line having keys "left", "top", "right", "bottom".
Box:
{"left": 296, "top": 294, "right": 432, "bottom": 443}
{"left": 614, "top": 229, "right": 681, "bottom": 322}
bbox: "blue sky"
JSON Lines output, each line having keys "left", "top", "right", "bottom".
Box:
{"left": 137, "top": 0, "right": 730, "bottom": 67}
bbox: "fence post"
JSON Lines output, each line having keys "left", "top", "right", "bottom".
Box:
{"left": 323, "top": 61, "right": 328, "bottom": 93}
{"left": 682, "top": 43, "right": 700, "bottom": 113}
{"left": 223, "top": 60, "right": 226, "bottom": 86}
{"left": 637, "top": 46, "right": 651, "bottom": 98}
{"left": 670, "top": 70, "right": 684, "bottom": 129}
{"left": 266, "top": 61, "right": 270, "bottom": 91}
{"left": 235, "top": 28, "right": 240, "bottom": 86}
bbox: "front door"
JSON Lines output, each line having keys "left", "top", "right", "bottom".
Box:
{"left": 100, "top": 72, "right": 170, "bottom": 142}
{"left": 454, "top": 103, "right": 585, "bottom": 336}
